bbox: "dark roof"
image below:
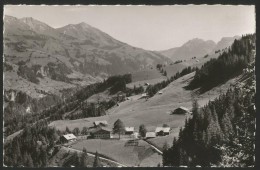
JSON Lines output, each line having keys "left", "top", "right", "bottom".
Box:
{"left": 92, "top": 126, "right": 112, "bottom": 133}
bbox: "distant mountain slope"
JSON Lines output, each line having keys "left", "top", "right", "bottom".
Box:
{"left": 159, "top": 36, "right": 240, "bottom": 62}
{"left": 4, "top": 15, "right": 170, "bottom": 100}
{"left": 213, "top": 35, "right": 241, "bottom": 51}
{"left": 159, "top": 38, "right": 216, "bottom": 61}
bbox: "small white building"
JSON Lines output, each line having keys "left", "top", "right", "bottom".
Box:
{"left": 141, "top": 93, "right": 148, "bottom": 97}
{"left": 145, "top": 132, "right": 156, "bottom": 139}
{"left": 125, "top": 127, "right": 134, "bottom": 135}
{"left": 60, "top": 134, "right": 77, "bottom": 143}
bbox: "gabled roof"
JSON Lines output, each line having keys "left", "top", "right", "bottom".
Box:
{"left": 93, "top": 120, "right": 108, "bottom": 126}
{"left": 63, "top": 134, "right": 77, "bottom": 140}
{"left": 92, "top": 126, "right": 112, "bottom": 133}
{"left": 125, "top": 127, "right": 134, "bottom": 132}
{"left": 179, "top": 106, "right": 189, "bottom": 111}
{"left": 145, "top": 132, "right": 156, "bottom": 138}
{"left": 163, "top": 127, "right": 170, "bottom": 133}
{"left": 176, "top": 106, "right": 190, "bottom": 112}
{"left": 100, "top": 127, "right": 112, "bottom": 132}
{"left": 155, "top": 127, "right": 171, "bottom": 133}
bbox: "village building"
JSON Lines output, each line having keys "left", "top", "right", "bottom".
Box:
{"left": 141, "top": 93, "right": 148, "bottom": 98}
{"left": 91, "top": 127, "right": 112, "bottom": 139}
{"left": 131, "top": 132, "right": 139, "bottom": 139}
{"left": 93, "top": 120, "right": 108, "bottom": 127}
{"left": 172, "top": 106, "right": 191, "bottom": 115}
{"left": 145, "top": 132, "right": 156, "bottom": 139}
{"left": 155, "top": 127, "right": 171, "bottom": 136}
{"left": 60, "top": 134, "right": 77, "bottom": 143}
{"left": 125, "top": 127, "right": 134, "bottom": 135}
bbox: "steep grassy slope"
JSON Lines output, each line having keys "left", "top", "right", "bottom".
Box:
{"left": 71, "top": 139, "right": 162, "bottom": 167}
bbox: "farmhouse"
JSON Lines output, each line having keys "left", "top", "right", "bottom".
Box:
{"left": 125, "top": 127, "right": 134, "bottom": 135}
{"left": 172, "top": 106, "right": 191, "bottom": 115}
{"left": 93, "top": 120, "right": 108, "bottom": 127}
{"left": 60, "top": 134, "right": 77, "bottom": 143}
{"left": 155, "top": 127, "right": 171, "bottom": 136}
{"left": 145, "top": 132, "right": 156, "bottom": 139}
{"left": 141, "top": 93, "right": 148, "bottom": 98}
{"left": 92, "top": 127, "right": 112, "bottom": 139}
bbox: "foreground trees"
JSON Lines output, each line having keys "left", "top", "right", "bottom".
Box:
{"left": 4, "top": 119, "right": 59, "bottom": 167}
{"left": 163, "top": 64, "right": 255, "bottom": 167}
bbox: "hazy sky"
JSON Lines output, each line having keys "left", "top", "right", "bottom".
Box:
{"left": 4, "top": 5, "right": 255, "bottom": 51}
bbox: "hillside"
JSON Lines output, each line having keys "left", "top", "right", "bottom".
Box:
{"left": 3, "top": 15, "right": 170, "bottom": 124}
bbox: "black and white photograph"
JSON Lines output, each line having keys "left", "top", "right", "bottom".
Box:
{"left": 3, "top": 5, "right": 256, "bottom": 167}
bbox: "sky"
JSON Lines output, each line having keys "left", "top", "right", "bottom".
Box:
{"left": 4, "top": 5, "right": 255, "bottom": 51}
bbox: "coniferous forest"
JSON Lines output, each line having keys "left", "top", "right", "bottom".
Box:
{"left": 163, "top": 34, "right": 255, "bottom": 167}
{"left": 187, "top": 34, "right": 255, "bottom": 92}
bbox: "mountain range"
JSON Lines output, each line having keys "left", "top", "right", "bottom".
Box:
{"left": 4, "top": 15, "right": 240, "bottom": 100}
{"left": 4, "top": 15, "right": 171, "bottom": 99}
{"left": 159, "top": 36, "right": 240, "bottom": 61}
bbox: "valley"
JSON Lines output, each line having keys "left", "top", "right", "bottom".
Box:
{"left": 3, "top": 10, "right": 255, "bottom": 168}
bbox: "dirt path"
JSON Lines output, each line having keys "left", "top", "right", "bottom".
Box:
{"left": 62, "top": 146, "right": 127, "bottom": 167}
{"left": 142, "top": 140, "right": 163, "bottom": 155}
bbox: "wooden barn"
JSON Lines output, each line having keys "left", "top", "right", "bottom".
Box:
{"left": 172, "top": 106, "right": 191, "bottom": 115}
{"left": 155, "top": 127, "right": 171, "bottom": 136}
{"left": 92, "top": 127, "right": 112, "bottom": 139}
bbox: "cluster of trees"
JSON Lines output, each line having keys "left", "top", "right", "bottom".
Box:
{"left": 62, "top": 147, "right": 92, "bottom": 167}
{"left": 4, "top": 91, "right": 61, "bottom": 137}
{"left": 146, "top": 66, "right": 198, "bottom": 97}
{"left": 125, "top": 85, "right": 144, "bottom": 97}
{"left": 4, "top": 119, "right": 59, "bottom": 167}
{"left": 65, "top": 100, "right": 116, "bottom": 120}
{"left": 188, "top": 34, "right": 256, "bottom": 92}
{"left": 174, "top": 60, "right": 183, "bottom": 64}
{"left": 173, "top": 66, "right": 198, "bottom": 80}
{"left": 163, "top": 65, "right": 255, "bottom": 167}
{"left": 17, "top": 64, "right": 42, "bottom": 84}
{"left": 204, "top": 54, "right": 209, "bottom": 58}
{"left": 47, "top": 62, "right": 72, "bottom": 83}
{"left": 156, "top": 64, "right": 167, "bottom": 76}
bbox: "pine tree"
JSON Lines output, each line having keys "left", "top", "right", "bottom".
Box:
{"left": 27, "top": 154, "right": 34, "bottom": 167}
{"left": 80, "top": 147, "right": 88, "bottom": 167}
{"left": 93, "top": 151, "right": 101, "bottom": 167}
{"left": 163, "top": 142, "right": 169, "bottom": 151}
{"left": 65, "top": 126, "right": 71, "bottom": 134}
{"left": 139, "top": 124, "right": 147, "bottom": 138}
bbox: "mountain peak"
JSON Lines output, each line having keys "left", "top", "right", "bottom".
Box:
{"left": 20, "top": 17, "right": 53, "bottom": 32}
